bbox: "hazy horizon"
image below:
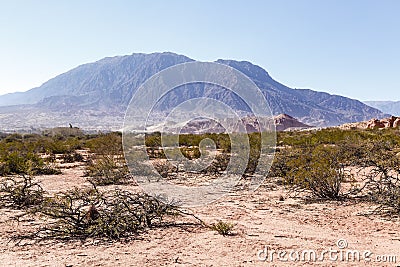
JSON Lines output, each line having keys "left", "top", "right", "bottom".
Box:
{"left": 1, "top": 0, "right": 399, "bottom": 101}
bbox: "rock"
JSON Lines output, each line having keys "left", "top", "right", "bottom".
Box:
{"left": 274, "top": 114, "right": 312, "bottom": 131}
{"left": 366, "top": 116, "right": 399, "bottom": 129}
{"left": 340, "top": 116, "right": 400, "bottom": 130}
{"left": 367, "top": 119, "right": 385, "bottom": 129}
{"left": 381, "top": 116, "right": 397, "bottom": 128}
{"left": 394, "top": 118, "right": 400, "bottom": 128}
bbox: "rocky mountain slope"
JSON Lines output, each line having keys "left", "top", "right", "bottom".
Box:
{"left": 0, "top": 52, "right": 387, "bottom": 131}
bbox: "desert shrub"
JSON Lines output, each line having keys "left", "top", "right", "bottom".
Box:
{"left": 146, "top": 132, "right": 232, "bottom": 153}
{"left": 284, "top": 145, "right": 352, "bottom": 199}
{"left": 145, "top": 132, "right": 162, "bottom": 148}
{"left": 61, "top": 152, "right": 84, "bottom": 163}
{"left": 370, "top": 184, "right": 400, "bottom": 214}
{"left": 86, "top": 132, "right": 123, "bottom": 156}
{"left": 3, "top": 133, "right": 23, "bottom": 143}
{"left": 277, "top": 128, "right": 379, "bottom": 148}
{"left": 38, "top": 137, "right": 81, "bottom": 154}
{"left": 0, "top": 133, "right": 85, "bottom": 157}
{"left": 34, "top": 165, "right": 62, "bottom": 175}
{"left": 214, "top": 134, "right": 232, "bottom": 153}
{"left": 45, "top": 139, "right": 72, "bottom": 154}
{"left": 84, "top": 132, "right": 131, "bottom": 186}
{"left": 268, "top": 147, "right": 303, "bottom": 179}
{"left": 351, "top": 138, "right": 400, "bottom": 213}
{"left": 30, "top": 188, "right": 177, "bottom": 240}
{"left": 209, "top": 221, "right": 235, "bottom": 236}
{"left": 85, "top": 155, "right": 131, "bottom": 186}
{"left": 152, "top": 160, "right": 178, "bottom": 178}
{"left": 202, "top": 154, "right": 230, "bottom": 175}
{"left": 180, "top": 146, "right": 201, "bottom": 159}
{"left": 0, "top": 132, "right": 9, "bottom": 141}
{"left": 0, "top": 151, "right": 60, "bottom": 176}
{"left": 0, "top": 175, "right": 44, "bottom": 209}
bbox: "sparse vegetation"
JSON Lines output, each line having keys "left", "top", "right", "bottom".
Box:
{"left": 209, "top": 221, "right": 235, "bottom": 236}
{"left": 284, "top": 145, "right": 353, "bottom": 199}
{"left": 273, "top": 128, "right": 400, "bottom": 203}
{"left": 1, "top": 127, "right": 400, "bottom": 248}
{"left": 61, "top": 152, "right": 84, "bottom": 163}
{"left": 0, "top": 150, "right": 60, "bottom": 176}
{"left": 85, "top": 155, "right": 131, "bottom": 186}
{"left": 28, "top": 187, "right": 177, "bottom": 240}
{"left": 152, "top": 160, "right": 178, "bottom": 178}
{"left": 0, "top": 175, "right": 44, "bottom": 209}
{"left": 84, "top": 134, "right": 131, "bottom": 186}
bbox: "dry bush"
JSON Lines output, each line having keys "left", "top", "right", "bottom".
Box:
{"left": 0, "top": 175, "right": 44, "bottom": 209}
{"left": 152, "top": 160, "right": 178, "bottom": 178}
{"left": 83, "top": 132, "right": 132, "bottom": 186}
{"left": 202, "top": 154, "right": 230, "bottom": 175}
{"left": 61, "top": 152, "right": 84, "bottom": 163}
{"left": 354, "top": 139, "right": 400, "bottom": 214}
{"left": 26, "top": 187, "right": 179, "bottom": 240}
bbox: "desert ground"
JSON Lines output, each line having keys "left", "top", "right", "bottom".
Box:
{"left": 1, "top": 158, "right": 400, "bottom": 267}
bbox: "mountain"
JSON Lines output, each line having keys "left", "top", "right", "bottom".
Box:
{"left": 0, "top": 52, "right": 387, "bottom": 131}
{"left": 364, "top": 101, "right": 400, "bottom": 116}
{"left": 273, "top": 114, "right": 311, "bottom": 131}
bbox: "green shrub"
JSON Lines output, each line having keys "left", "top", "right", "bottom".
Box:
{"left": 86, "top": 132, "right": 123, "bottom": 156}
{"left": 268, "top": 147, "right": 302, "bottom": 179}
{"left": 85, "top": 155, "right": 131, "bottom": 186}
{"left": 285, "top": 145, "right": 352, "bottom": 199}
{"left": 210, "top": 221, "right": 235, "bottom": 236}
{"left": 0, "top": 151, "right": 60, "bottom": 176}
{"left": 145, "top": 132, "right": 162, "bottom": 148}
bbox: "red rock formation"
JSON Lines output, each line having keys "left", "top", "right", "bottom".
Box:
{"left": 380, "top": 116, "right": 397, "bottom": 128}
{"left": 367, "top": 116, "right": 399, "bottom": 129}
{"left": 274, "top": 114, "right": 311, "bottom": 131}
{"left": 367, "top": 119, "right": 385, "bottom": 129}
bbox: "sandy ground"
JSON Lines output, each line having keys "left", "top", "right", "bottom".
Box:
{"left": 1, "top": 160, "right": 400, "bottom": 267}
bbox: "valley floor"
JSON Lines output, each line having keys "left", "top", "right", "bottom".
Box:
{"left": 1, "top": 163, "right": 400, "bottom": 267}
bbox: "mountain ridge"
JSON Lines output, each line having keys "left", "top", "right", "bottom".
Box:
{"left": 0, "top": 52, "right": 387, "bottom": 131}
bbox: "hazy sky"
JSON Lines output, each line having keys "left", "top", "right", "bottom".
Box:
{"left": 0, "top": 0, "right": 399, "bottom": 101}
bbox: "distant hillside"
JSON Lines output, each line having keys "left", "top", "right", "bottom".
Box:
{"left": 364, "top": 101, "right": 400, "bottom": 116}
{"left": 0, "top": 52, "right": 387, "bottom": 131}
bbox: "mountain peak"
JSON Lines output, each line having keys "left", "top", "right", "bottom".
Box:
{"left": 215, "top": 59, "right": 272, "bottom": 82}
{"left": 0, "top": 52, "right": 387, "bottom": 131}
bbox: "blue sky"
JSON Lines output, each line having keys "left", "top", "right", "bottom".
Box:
{"left": 0, "top": 0, "right": 399, "bottom": 101}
